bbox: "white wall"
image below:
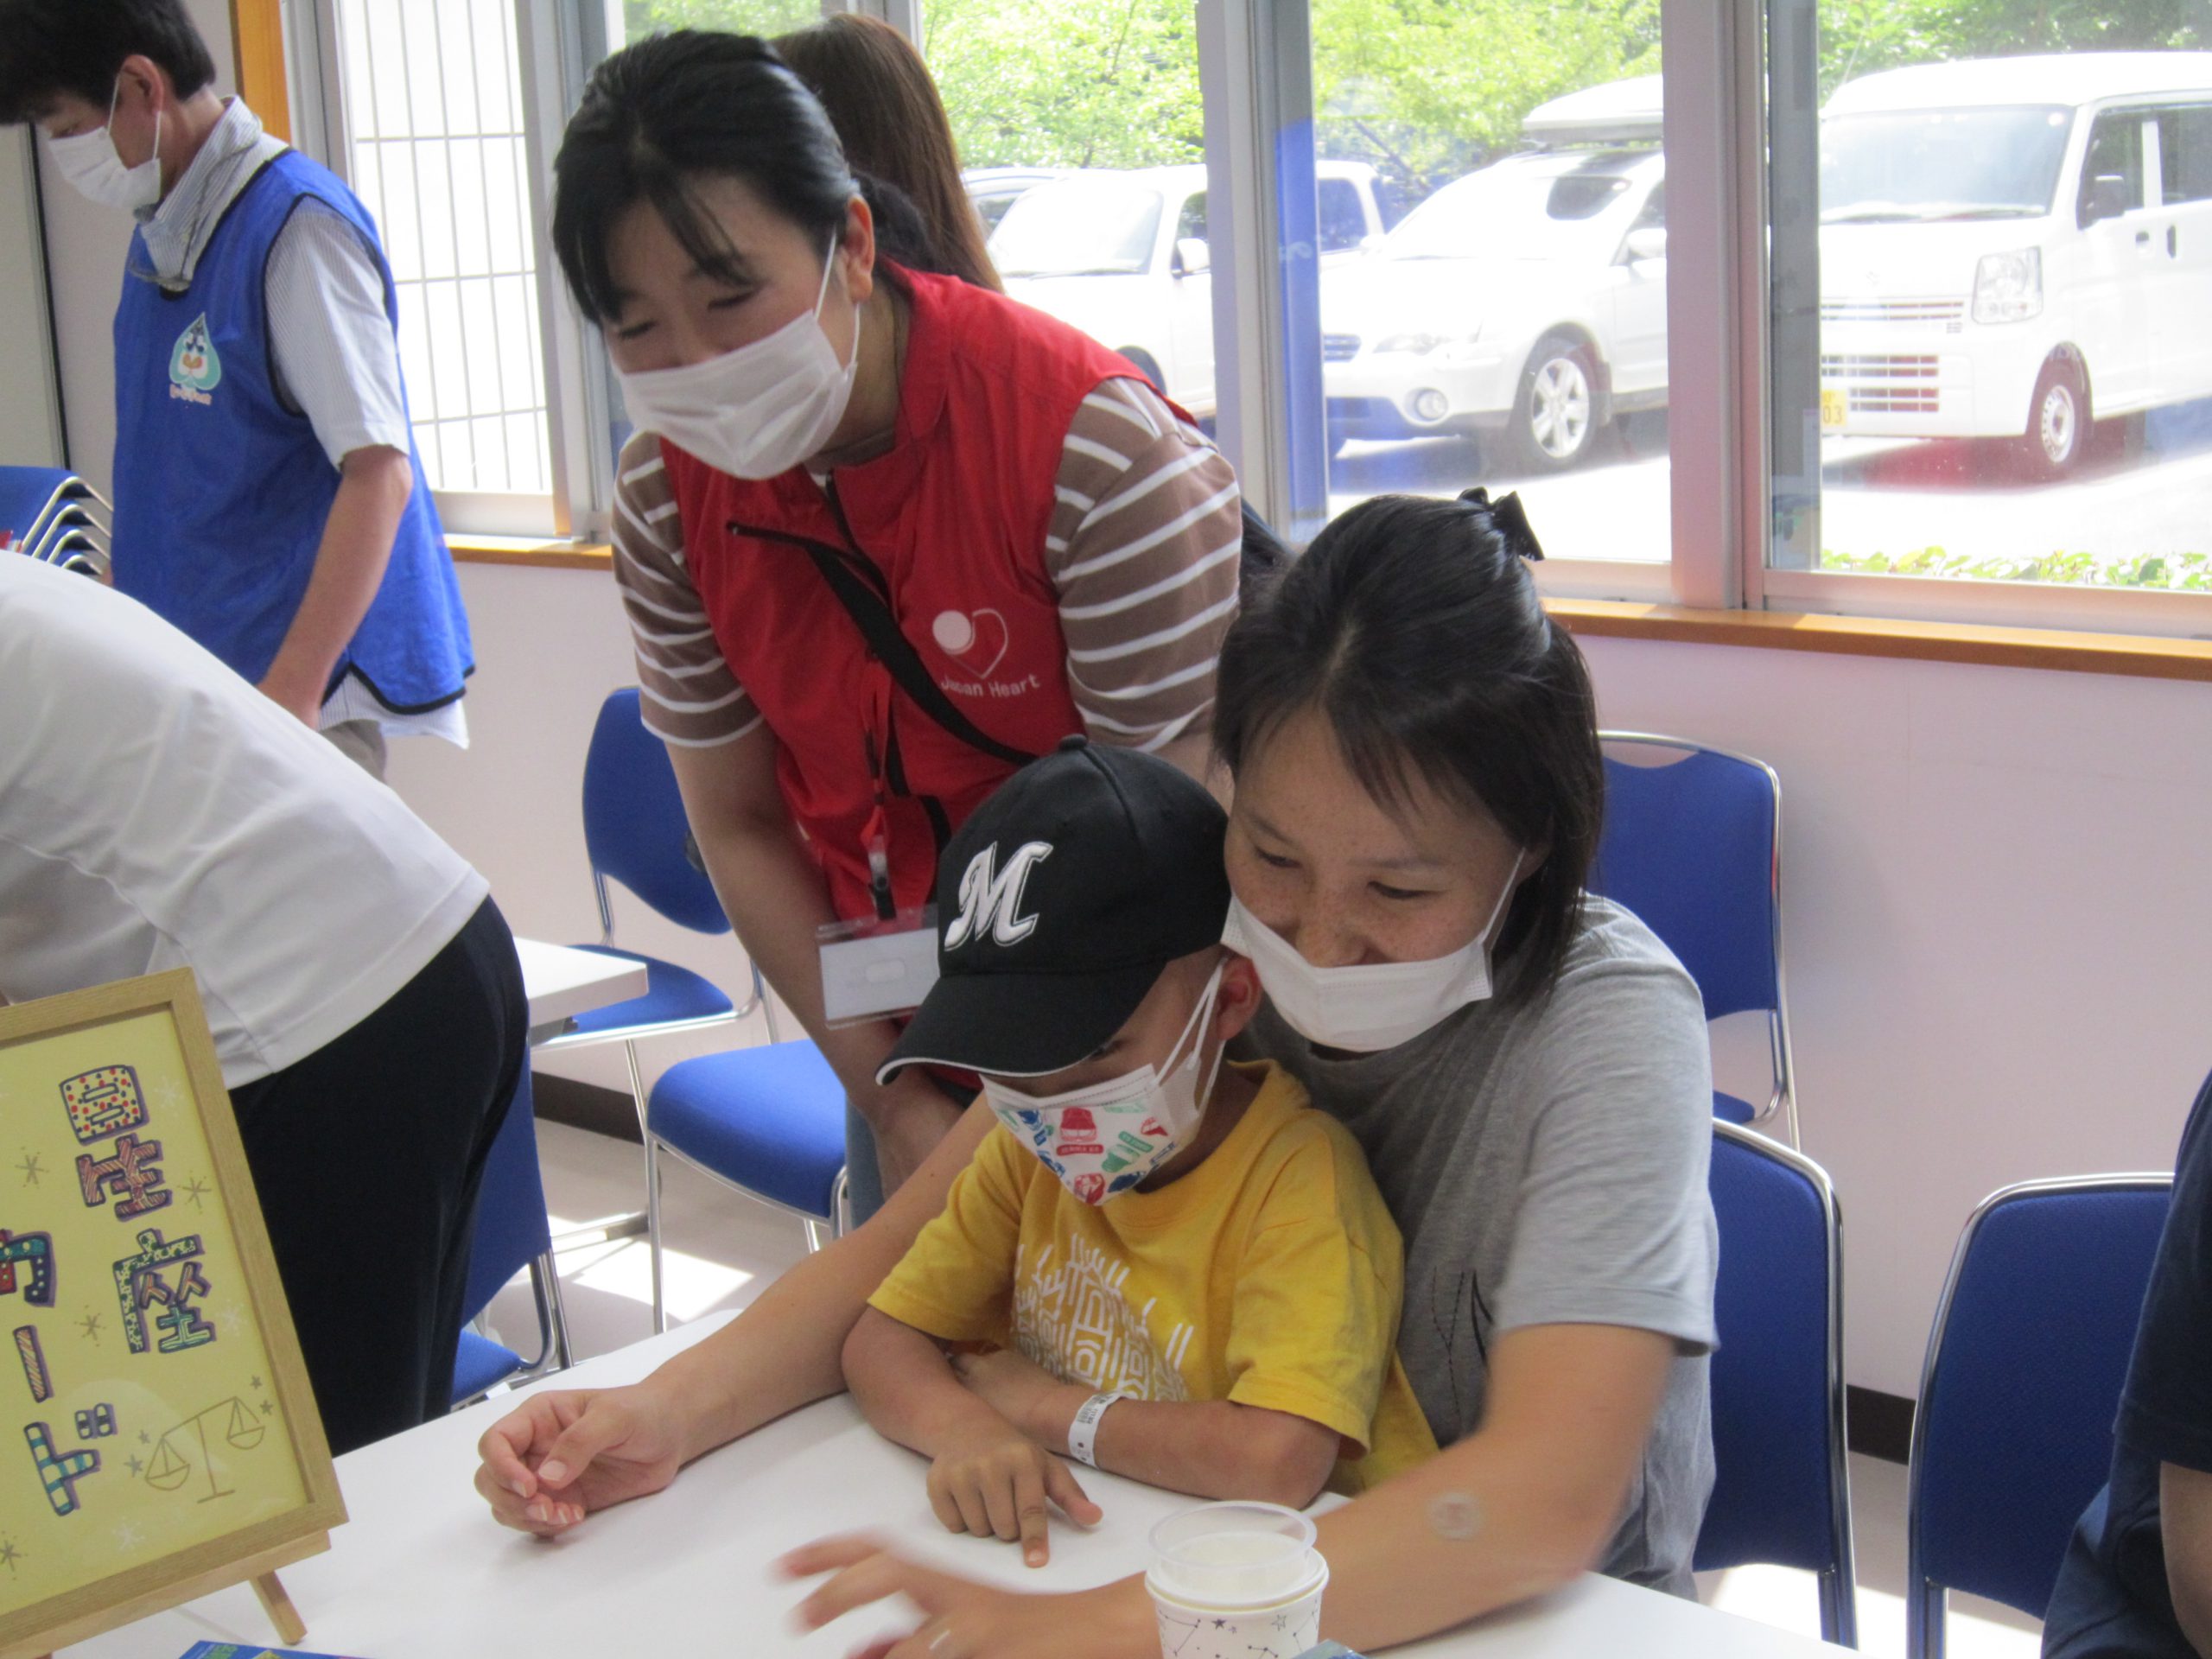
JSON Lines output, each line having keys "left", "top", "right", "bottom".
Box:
{"left": 36, "top": 0, "right": 237, "bottom": 490}
{"left": 390, "top": 570, "right": 2212, "bottom": 1399}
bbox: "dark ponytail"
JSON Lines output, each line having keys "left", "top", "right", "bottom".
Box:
{"left": 1214, "top": 492, "right": 1604, "bottom": 1002}
{"left": 550, "top": 29, "right": 946, "bottom": 326}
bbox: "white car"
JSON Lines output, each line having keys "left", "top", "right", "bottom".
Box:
{"left": 1319, "top": 137, "right": 1668, "bottom": 473}
{"left": 1817, "top": 53, "right": 2212, "bottom": 476}
{"left": 989, "top": 161, "right": 1388, "bottom": 419}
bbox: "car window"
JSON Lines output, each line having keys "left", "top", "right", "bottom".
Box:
{"left": 1319, "top": 178, "right": 1367, "bottom": 251}
{"left": 2078, "top": 109, "right": 2146, "bottom": 222}
{"left": 1176, "top": 191, "right": 1208, "bottom": 248}
{"left": 1820, "top": 105, "right": 2071, "bottom": 223}
{"left": 2158, "top": 105, "right": 2212, "bottom": 204}
{"left": 1630, "top": 181, "right": 1666, "bottom": 231}
{"left": 1547, "top": 175, "right": 1634, "bottom": 219}
{"left": 989, "top": 178, "right": 1166, "bottom": 278}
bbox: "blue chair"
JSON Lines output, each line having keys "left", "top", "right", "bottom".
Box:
{"left": 1905, "top": 1174, "right": 2173, "bottom": 1657}
{"left": 1590, "top": 733, "right": 1798, "bottom": 1142}
{"left": 452, "top": 1066, "right": 575, "bottom": 1406}
{"left": 532, "top": 691, "right": 774, "bottom": 1283}
{"left": 1696, "top": 1121, "right": 1857, "bottom": 1646}
{"left": 645, "top": 1039, "right": 849, "bottom": 1332}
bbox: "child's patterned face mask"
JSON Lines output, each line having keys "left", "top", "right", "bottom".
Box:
{"left": 981, "top": 963, "right": 1224, "bottom": 1206}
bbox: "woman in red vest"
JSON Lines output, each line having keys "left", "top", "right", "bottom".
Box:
{"left": 549, "top": 32, "right": 1243, "bottom": 1218}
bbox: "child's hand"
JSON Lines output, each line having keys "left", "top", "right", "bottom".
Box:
{"left": 949, "top": 1347, "right": 1069, "bottom": 1443}
{"left": 926, "top": 1421, "right": 1103, "bottom": 1567}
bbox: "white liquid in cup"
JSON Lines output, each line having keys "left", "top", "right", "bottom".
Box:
{"left": 1146, "top": 1502, "right": 1328, "bottom": 1659}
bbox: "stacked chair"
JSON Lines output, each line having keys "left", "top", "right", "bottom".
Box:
{"left": 0, "top": 465, "right": 111, "bottom": 579}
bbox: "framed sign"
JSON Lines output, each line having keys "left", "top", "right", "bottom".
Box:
{"left": 0, "top": 970, "right": 345, "bottom": 1658}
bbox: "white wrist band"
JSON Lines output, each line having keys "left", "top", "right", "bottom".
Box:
{"left": 1066, "top": 1390, "right": 1128, "bottom": 1467}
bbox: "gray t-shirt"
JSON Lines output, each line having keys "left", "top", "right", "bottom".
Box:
{"left": 1242, "top": 894, "right": 1719, "bottom": 1595}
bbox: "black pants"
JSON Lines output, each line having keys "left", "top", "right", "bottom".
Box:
{"left": 228, "top": 897, "right": 526, "bottom": 1456}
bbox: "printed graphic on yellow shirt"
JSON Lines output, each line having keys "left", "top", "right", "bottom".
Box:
{"left": 1013, "top": 1235, "right": 1193, "bottom": 1401}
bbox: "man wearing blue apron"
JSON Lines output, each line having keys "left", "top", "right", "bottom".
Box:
{"left": 2, "top": 0, "right": 472, "bottom": 778}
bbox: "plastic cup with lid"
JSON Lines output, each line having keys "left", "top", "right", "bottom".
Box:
{"left": 1143, "top": 1501, "right": 1328, "bottom": 1659}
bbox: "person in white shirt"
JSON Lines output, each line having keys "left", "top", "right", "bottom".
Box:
{"left": 0, "top": 0, "right": 474, "bottom": 779}
{"left": 0, "top": 555, "right": 524, "bottom": 1455}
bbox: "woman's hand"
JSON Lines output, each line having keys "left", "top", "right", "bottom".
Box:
{"left": 950, "top": 1348, "right": 1077, "bottom": 1446}
{"left": 868, "top": 1070, "right": 970, "bottom": 1196}
{"left": 783, "top": 1535, "right": 1155, "bottom": 1659}
{"left": 925, "top": 1420, "right": 1101, "bottom": 1566}
{"left": 473, "top": 1384, "right": 689, "bottom": 1535}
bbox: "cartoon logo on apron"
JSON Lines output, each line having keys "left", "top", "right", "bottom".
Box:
{"left": 168, "top": 315, "right": 222, "bottom": 407}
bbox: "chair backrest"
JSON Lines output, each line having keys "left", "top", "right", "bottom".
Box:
{"left": 1696, "top": 1122, "right": 1855, "bottom": 1643}
{"left": 0, "top": 466, "right": 82, "bottom": 552}
{"left": 581, "top": 689, "right": 732, "bottom": 936}
{"left": 1909, "top": 1175, "right": 2171, "bottom": 1634}
{"left": 461, "top": 1066, "right": 556, "bottom": 1325}
{"left": 1591, "top": 734, "right": 1782, "bottom": 1023}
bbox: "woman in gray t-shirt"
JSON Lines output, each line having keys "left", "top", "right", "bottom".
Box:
{"left": 482, "top": 492, "right": 1718, "bottom": 1658}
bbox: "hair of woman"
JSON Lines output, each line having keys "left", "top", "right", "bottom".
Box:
{"left": 772, "top": 13, "right": 1001, "bottom": 294}
{"left": 550, "top": 29, "right": 948, "bottom": 327}
{"left": 1213, "top": 491, "right": 1605, "bottom": 1001}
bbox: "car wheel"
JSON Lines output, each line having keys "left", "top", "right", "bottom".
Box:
{"left": 1508, "top": 334, "right": 1601, "bottom": 473}
{"left": 2022, "top": 358, "right": 2088, "bottom": 479}
{"left": 1119, "top": 348, "right": 1166, "bottom": 396}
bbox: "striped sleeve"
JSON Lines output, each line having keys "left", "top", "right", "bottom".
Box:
{"left": 609, "top": 430, "right": 761, "bottom": 748}
{"left": 1046, "top": 378, "right": 1242, "bottom": 753}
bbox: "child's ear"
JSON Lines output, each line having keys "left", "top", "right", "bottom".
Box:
{"left": 1211, "top": 950, "right": 1263, "bottom": 1046}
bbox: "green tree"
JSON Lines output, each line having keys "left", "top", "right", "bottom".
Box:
{"left": 1818, "top": 0, "right": 2212, "bottom": 97}
{"left": 623, "top": 0, "right": 822, "bottom": 41}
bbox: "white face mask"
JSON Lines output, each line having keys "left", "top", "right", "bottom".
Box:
{"left": 48, "top": 78, "right": 163, "bottom": 213}
{"left": 1223, "top": 860, "right": 1522, "bottom": 1052}
{"left": 982, "top": 963, "right": 1226, "bottom": 1206}
{"left": 612, "top": 236, "right": 861, "bottom": 480}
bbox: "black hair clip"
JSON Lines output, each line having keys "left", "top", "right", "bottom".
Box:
{"left": 1456, "top": 486, "right": 1545, "bottom": 563}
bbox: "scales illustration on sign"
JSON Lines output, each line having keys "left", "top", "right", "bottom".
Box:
{"left": 143, "top": 1396, "right": 268, "bottom": 1503}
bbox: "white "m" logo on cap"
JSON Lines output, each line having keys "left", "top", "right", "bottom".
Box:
{"left": 945, "top": 840, "right": 1053, "bottom": 950}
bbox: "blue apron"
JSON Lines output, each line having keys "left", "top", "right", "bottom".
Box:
{"left": 111, "top": 149, "right": 472, "bottom": 709}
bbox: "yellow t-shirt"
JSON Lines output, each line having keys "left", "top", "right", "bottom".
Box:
{"left": 868, "top": 1060, "right": 1437, "bottom": 1492}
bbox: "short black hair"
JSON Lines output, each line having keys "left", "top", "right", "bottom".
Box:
{"left": 0, "top": 0, "right": 218, "bottom": 124}
{"left": 1214, "top": 493, "right": 1605, "bottom": 1003}
{"left": 550, "top": 29, "right": 944, "bottom": 327}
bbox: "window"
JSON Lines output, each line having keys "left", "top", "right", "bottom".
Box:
{"left": 325, "top": 0, "right": 555, "bottom": 531}
{"left": 1765, "top": 6, "right": 2212, "bottom": 629}
{"left": 1300, "top": 4, "right": 1670, "bottom": 575}
{"left": 933, "top": 0, "right": 1216, "bottom": 418}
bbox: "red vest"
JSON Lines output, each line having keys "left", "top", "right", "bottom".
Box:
{"left": 664, "top": 267, "right": 1156, "bottom": 922}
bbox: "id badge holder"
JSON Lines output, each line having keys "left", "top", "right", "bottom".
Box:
{"left": 818, "top": 906, "right": 940, "bottom": 1027}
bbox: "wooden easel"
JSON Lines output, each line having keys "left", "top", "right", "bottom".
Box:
{"left": 12, "top": 1538, "right": 321, "bottom": 1659}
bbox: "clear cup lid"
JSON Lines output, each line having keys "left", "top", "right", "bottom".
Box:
{"left": 1146, "top": 1501, "right": 1321, "bottom": 1609}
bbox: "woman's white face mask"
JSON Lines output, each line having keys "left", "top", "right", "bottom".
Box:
{"left": 612, "top": 235, "right": 859, "bottom": 480}
{"left": 982, "top": 963, "right": 1226, "bottom": 1206}
{"left": 48, "top": 78, "right": 162, "bottom": 213}
{"left": 1223, "top": 861, "right": 1522, "bottom": 1052}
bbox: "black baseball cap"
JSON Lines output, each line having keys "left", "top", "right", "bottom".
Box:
{"left": 877, "top": 736, "right": 1231, "bottom": 1082}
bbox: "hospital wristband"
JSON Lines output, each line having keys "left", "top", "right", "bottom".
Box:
{"left": 1065, "top": 1391, "right": 1128, "bottom": 1467}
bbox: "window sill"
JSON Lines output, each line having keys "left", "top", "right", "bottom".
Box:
{"left": 1548, "top": 600, "right": 2212, "bottom": 684}
{"left": 448, "top": 536, "right": 613, "bottom": 572}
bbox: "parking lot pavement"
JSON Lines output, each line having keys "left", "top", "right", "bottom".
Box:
{"left": 1325, "top": 398, "right": 2212, "bottom": 575}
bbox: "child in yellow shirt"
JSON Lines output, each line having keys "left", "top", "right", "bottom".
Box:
{"left": 843, "top": 738, "right": 1435, "bottom": 1568}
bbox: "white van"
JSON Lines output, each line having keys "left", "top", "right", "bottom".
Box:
{"left": 1818, "top": 53, "right": 2212, "bottom": 475}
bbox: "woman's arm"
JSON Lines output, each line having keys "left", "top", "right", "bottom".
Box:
{"left": 667, "top": 727, "right": 963, "bottom": 1192}
{"left": 786, "top": 1320, "right": 1675, "bottom": 1657}
{"left": 473, "top": 1095, "right": 996, "bottom": 1534}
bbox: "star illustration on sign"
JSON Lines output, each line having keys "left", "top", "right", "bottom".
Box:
{"left": 126, "top": 1453, "right": 144, "bottom": 1477}
{"left": 79, "top": 1309, "right": 105, "bottom": 1342}
{"left": 147, "top": 1076, "right": 190, "bottom": 1114}
{"left": 138, "top": 1428, "right": 151, "bottom": 1445}
{"left": 0, "top": 1537, "right": 21, "bottom": 1574}
{"left": 179, "top": 1173, "right": 212, "bottom": 1211}
{"left": 14, "top": 1149, "right": 40, "bottom": 1188}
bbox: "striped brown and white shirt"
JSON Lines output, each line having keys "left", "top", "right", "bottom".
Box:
{"left": 612, "top": 375, "right": 1242, "bottom": 756}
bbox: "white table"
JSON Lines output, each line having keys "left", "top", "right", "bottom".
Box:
{"left": 65, "top": 1319, "right": 1845, "bottom": 1659}
{"left": 514, "top": 937, "right": 650, "bottom": 1043}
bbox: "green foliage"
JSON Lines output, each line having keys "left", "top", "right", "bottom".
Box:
{"left": 1820, "top": 543, "right": 2212, "bottom": 589}
{"left": 623, "top": 0, "right": 823, "bottom": 39}
{"left": 1817, "top": 0, "right": 2212, "bottom": 99}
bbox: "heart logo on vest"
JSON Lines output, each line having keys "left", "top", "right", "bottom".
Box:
{"left": 168, "top": 315, "right": 222, "bottom": 404}
{"left": 931, "top": 607, "right": 1010, "bottom": 680}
